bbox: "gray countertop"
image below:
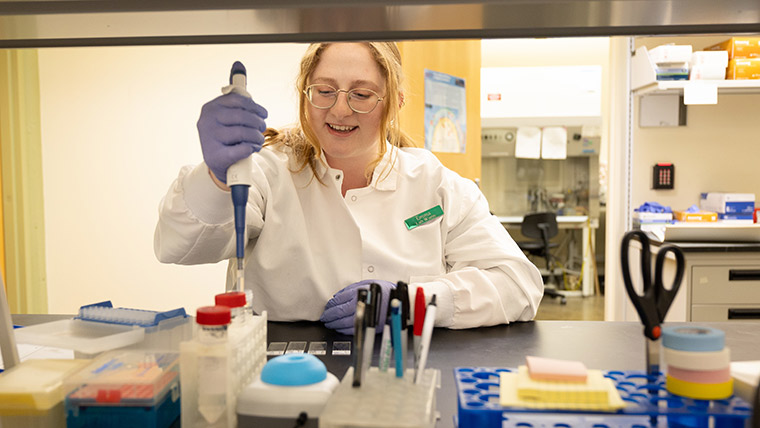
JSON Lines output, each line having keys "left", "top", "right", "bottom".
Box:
{"left": 11, "top": 315, "right": 760, "bottom": 427}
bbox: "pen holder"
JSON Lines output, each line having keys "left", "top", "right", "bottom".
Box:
{"left": 319, "top": 367, "right": 440, "bottom": 428}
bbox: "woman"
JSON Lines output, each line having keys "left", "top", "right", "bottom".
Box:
{"left": 154, "top": 42, "right": 543, "bottom": 334}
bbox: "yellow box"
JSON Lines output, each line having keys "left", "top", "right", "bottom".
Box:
{"left": 727, "top": 58, "right": 760, "bottom": 79}
{"left": 673, "top": 210, "right": 718, "bottom": 222}
{"left": 706, "top": 37, "right": 760, "bottom": 59}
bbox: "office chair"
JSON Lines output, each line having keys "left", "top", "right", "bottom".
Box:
{"left": 516, "top": 212, "right": 567, "bottom": 304}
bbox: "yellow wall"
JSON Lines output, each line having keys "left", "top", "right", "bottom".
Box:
{"left": 398, "top": 40, "right": 481, "bottom": 181}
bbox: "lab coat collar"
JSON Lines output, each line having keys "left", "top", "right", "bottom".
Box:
{"left": 314, "top": 142, "right": 399, "bottom": 192}
{"left": 369, "top": 142, "right": 399, "bottom": 192}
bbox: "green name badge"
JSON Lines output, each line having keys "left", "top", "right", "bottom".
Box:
{"left": 405, "top": 205, "right": 444, "bottom": 230}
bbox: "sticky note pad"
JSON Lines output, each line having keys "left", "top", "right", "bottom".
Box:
{"left": 526, "top": 355, "right": 588, "bottom": 382}
{"left": 499, "top": 366, "right": 625, "bottom": 411}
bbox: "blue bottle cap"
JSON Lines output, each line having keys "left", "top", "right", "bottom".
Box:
{"left": 260, "top": 354, "right": 327, "bottom": 386}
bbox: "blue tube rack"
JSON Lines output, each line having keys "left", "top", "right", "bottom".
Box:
{"left": 454, "top": 367, "right": 752, "bottom": 428}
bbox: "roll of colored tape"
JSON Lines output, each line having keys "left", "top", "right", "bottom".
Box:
{"left": 661, "top": 326, "right": 725, "bottom": 352}
{"left": 663, "top": 347, "right": 731, "bottom": 371}
{"left": 666, "top": 374, "right": 733, "bottom": 400}
{"left": 667, "top": 366, "right": 731, "bottom": 384}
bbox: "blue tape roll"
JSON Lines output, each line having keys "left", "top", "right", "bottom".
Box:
{"left": 661, "top": 326, "right": 725, "bottom": 352}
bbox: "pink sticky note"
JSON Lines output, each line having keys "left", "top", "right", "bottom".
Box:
{"left": 526, "top": 355, "right": 588, "bottom": 382}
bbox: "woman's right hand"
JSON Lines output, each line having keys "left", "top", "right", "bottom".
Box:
{"left": 197, "top": 92, "right": 268, "bottom": 184}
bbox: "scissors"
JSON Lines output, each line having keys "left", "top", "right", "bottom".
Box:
{"left": 620, "top": 230, "right": 685, "bottom": 380}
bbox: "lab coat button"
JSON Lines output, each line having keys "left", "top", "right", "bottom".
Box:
{"left": 351, "top": 195, "right": 357, "bottom": 202}
{"left": 367, "top": 265, "right": 374, "bottom": 273}
{"left": 335, "top": 174, "right": 341, "bottom": 181}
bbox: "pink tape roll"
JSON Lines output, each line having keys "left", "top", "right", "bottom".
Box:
{"left": 667, "top": 366, "right": 731, "bottom": 384}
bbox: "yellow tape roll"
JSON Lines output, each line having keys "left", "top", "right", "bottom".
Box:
{"left": 665, "top": 375, "right": 733, "bottom": 400}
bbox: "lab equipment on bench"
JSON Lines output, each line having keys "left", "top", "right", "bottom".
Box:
{"left": 181, "top": 306, "right": 235, "bottom": 428}
{"left": 454, "top": 366, "right": 751, "bottom": 428}
{"left": 14, "top": 301, "right": 190, "bottom": 358}
{"left": 0, "top": 359, "right": 90, "bottom": 428}
{"left": 236, "top": 353, "right": 339, "bottom": 427}
{"left": 65, "top": 350, "right": 181, "bottom": 428}
{"left": 620, "top": 230, "right": 685, "bottom": 382}
{"left": 319, "top": 367, "right": 440, "bottom": 428}
{"left": 214, "top": 291, "right": 267, "bottom": 396}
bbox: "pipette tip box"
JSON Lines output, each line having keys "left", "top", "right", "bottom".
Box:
{"left": 454, "top": 367, "right": 751, "bottom": 428}
{"left": 64, "top": 350, "right": 181, "bottom": 428}
{"left": 0, "top": 359, "right": 91, "bottom": 428}
{"left": 14, "top": 301, "right": 191, "bottom": 358}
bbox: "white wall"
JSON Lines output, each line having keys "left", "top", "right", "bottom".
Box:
{"left": 38, "top": 43, "right": 307, "bottom": 315}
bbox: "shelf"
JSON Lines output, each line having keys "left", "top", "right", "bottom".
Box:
{"left": 631, "top": 45, "right": 760, "bottom": 102}
{"left": 633, "top": 79, "right": 760, "bottom": 96}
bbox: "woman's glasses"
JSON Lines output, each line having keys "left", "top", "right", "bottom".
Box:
{"left": 304, "top": 84, "right": 384, "bottom": 114}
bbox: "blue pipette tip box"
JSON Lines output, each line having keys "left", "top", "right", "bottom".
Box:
{"left": 65, "top": 351, "right": 180, "bottom": 428}
{"left": 454, "top": 367, "right": 752, "bottom": 428}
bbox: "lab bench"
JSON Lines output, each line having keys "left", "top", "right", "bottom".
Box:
{"left": 626, "top": 240, "right": 760, "bottom": 323}
{"left": 11, "top": 314, "right": 760, "bottom": 427}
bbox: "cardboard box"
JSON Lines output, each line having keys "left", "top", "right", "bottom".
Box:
{"left": 706, "top": 37, "right": 760, "bottom": 59}
{"left": 727, "top": 58, "right": 760, "bottom": 79}
{"left": 700, "top": 192, "right": 755, "bottom": 214}
{"left": 673, "top": 210, "right": 718, "bottom": 222}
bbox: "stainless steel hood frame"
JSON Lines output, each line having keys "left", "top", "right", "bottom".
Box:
{"left": 2, "top": 0, "right": 760, "bottom": 48}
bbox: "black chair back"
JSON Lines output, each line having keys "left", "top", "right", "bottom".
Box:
{"left": 520, "top": 212, "right": 559, "bottom": 243}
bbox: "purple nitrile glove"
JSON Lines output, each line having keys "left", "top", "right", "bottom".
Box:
{"left": 320, "top": 280, "right": 396, "bottom": 335}
{"left": 197, "top": 92, "right": 268, "bottom": 183}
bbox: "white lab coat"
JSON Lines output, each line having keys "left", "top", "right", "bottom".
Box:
{"left": 154, "top": 143, "right": 543, "bottom": 328}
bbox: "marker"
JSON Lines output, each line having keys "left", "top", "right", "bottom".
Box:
{"left": 390, "top": 299, "right": 403, "bottom": 378}
{"left": 378, "top": 288, "right": 397, "bottom": 372}
{"left": 362, "top": 283, "right": 381, "bottom": 375}
{"left": 396, "top": 281, "right": 410, "bottom": 372}
{"left": 413, "top": 287, "right": 426, "bottom": 367}
{"left": 414, "top": 294, "right": 436, "bottom": 384}
{"left": 352, "top": 289, "right": 368, "bottom": 387}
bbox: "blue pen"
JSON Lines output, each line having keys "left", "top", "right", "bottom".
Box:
{"left": 390, "top": 299, "right": 403, "bottom": 378}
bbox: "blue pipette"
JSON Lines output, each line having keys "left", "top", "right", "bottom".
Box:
{"left": 226, "top": 61, "right": 254, "bottom": 293}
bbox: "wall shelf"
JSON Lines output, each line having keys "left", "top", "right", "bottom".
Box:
{"left": 631, "top": 45, "right": 760, "bottom": 99}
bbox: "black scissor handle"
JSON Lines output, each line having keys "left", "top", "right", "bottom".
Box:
{"left": 621, "top": 231, "right": 661, "bottom": 340}
{"left": 653, "top": 244, "right": 685, "bottom": 321}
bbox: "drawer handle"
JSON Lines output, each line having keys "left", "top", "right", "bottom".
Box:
{"left": 728, "top": 308, "right": 760, "bottom": 320}
{"left": 728, "top": 269, "right": 760, "bottom": 281}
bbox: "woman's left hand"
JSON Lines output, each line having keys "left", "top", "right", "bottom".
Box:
{"left": 320, "top": 280, "right": 396, "bottom": 335}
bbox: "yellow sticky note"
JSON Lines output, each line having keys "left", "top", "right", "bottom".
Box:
{"left": 499, "top": 366, "right": 626, "bottom": 411}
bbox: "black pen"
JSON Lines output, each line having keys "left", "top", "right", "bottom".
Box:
{"left": 352, "top": 289, "right": 368, "bottom": 387}
{"left": 396, "top": 281, "right": 410, "bottom": 374}
{"left": 362, "top": 283, "right": 381, "bottom": 375}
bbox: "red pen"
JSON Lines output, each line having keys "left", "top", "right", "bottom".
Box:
{"left": 413, "top": 287, "right": 426, "bottom": 366}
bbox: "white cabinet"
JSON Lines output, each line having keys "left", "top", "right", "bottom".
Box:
{"left": 629, "top": 242, "right": 760, "bottom": 322}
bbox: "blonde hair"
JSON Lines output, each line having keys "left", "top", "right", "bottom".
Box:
{"left": 264, "top": 42, "right": 415, "bottom": 183}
